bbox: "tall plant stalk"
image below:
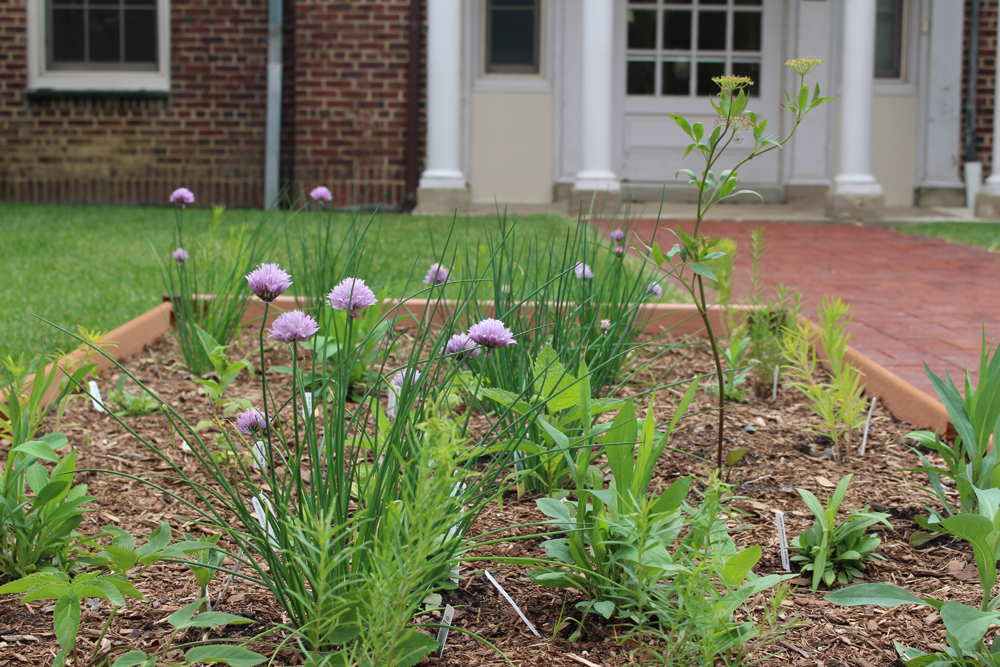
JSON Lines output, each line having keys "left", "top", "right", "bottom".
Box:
{"left": 640, "top": 59, "right": 831, "bottom": 470}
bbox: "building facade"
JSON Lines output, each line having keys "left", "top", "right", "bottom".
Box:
{"left": 0, "top": 0, "right": 982, "bottom": 213}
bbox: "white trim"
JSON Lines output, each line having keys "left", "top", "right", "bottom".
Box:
{"left": 26, "top": 0, "right": 171, "bottom": 93}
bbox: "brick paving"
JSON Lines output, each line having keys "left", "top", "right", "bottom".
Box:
{"left": 631, "top": 220, "right": 1000, "bottom": 398}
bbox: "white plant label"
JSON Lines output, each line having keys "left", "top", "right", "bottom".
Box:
{"left": 437, "top": 604, "right": 455, "bottom": 657}
{"left": 251, "top": 495, "right": 279, "bottom": 550}
{"left": 252, "top": 441, "right": 268, "bottom": 471}
{"left": 89, "top": 380, "right": 106, "bottom": 413}
{"left": 484, "top": 570, "right": 540, "bottom": 637}
{"left": 386, "top": 387, "right": 398, "bottom": 420}
{"left": 302, "top": 391, "right": 313, "bottom": 420}
{"left": 860, "top": 397, "right": 877, "bottom": 457}
{"left": 771, "top": 365, "right": 779, "bottom": 401}
{"left": 775, "top": 511, "right": 790, "bottom": 572}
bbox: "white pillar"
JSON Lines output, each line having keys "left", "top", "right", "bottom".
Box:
{"left": 828, "top": 0, "right": 883, "bottom": 219}
{"left": 574, "top": 0, "right": 619, "bottom": 192}
{"left": 419, "top": 0, "right": 465, "bottom": 190}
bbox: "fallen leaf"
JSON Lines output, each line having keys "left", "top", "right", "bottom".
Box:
{"left": 815, "top": 476, "right": 836, "bottom": 488}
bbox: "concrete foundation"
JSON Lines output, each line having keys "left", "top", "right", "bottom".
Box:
{"left": 826, "top": 189, "right": 885, "bottom": 222}
{"left": 567, "top": 188, "right": 624, "bottom": 216}
{"left": 975, "top": 187, "right": 1000, "bottom": 219}
{"left": 413, "top": 187, "right": 470, "bottom": 216}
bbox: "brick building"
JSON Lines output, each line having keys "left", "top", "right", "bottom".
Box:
{"left": 0, "top": 0, "right": 993, "bottom": 217}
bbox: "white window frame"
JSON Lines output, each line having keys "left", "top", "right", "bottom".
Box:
{"left": 26, "top": 0, "right": 171, "bottom": 94}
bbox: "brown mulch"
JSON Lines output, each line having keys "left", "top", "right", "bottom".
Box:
{"left": 0, "top": 328, "right": 983, "bottom": 667}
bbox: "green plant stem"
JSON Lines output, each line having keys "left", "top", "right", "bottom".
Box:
{"left": 695, "top": 275, "right": 727, "bottom": 470}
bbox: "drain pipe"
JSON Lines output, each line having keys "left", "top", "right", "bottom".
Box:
{"left": 264, "top": 0, "right": 283, "bottom": 208}
{"left": 965, "top": 0, "right": 981, "bottom": 163}
{"left": 403, "top": 0, "right": 422, "bottom": 210}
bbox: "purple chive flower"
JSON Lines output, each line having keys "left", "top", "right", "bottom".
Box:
{"left": 172, "top": 247, "right": 189, "bottom": 264}
{"left": 574, "top": 262, "right": 594, "bottom": 280}
{"left": 235, "top": 408, "right": 268, "bottom": 437}
{"left": 444, "top": 333, "right": 481, "bottom": 362}
{"left": 310, "top": 186, "right": 332, "bottom": 202}
{"left": 423, "top": 263, "right": 449, "bottom": 286}
{"left": 246, "top": 263, "right": 292, "bottom": 303}
{"left": 169, "top": 188, "right": 195, "bottom": 205}
{"left": 610, "top": 229, "right": 625, "bottom": 242}
{"left": 647, "top": 282, "right": 663, "bottom": 299}
{"left": 613, "top": 246, "right": 625, "bottom": 257}
{"left": 390, "top": 368, "right": 421, "bottom": 391}
{"left": 268, "top": 310, "right": 319, "bottom": 343}
{"left": 467, "top": 318, "right": 516, "bottom": 354}
{"left": 327, "top": 277, "right": 378, "bottom": 319}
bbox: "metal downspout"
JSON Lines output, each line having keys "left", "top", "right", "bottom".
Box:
{"left": 264, "top": 0, "right": 284, "bottom": 208}
{"left": 965, "top": 0, "right": 981, "bottom": 163}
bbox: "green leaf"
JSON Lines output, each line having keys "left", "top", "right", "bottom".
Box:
{"left": 689, "top": 261, "right": 718, "bottom": 282}
{"left": 824, "top": 583, "right": 929, "bottom": 608}
{"left": 534, "top": 345, "right": 578, "bottom": 413}
{"left": 604, "top": 398, "right": 637, "bottom": 513}
{"left": 180, "top": 611, "right": 253, "bottom": 629}
{"left": 939, "top": 513, "right": 997, "bottom": 595}
{"left": 184, "top": 645, "right": 265, "bottom": 667}
{"left": 11, "top": 440, "right": 61, "bottom": 462}
{"left": 667, "top": 113, "right": 694, "bottom": 139}
{"left": 723, "top": 546, "right": 761, "bottom": 587}
{"left": 940, "top": 601, "right": 999, "bottom": 655}
{"left": 53, "top": 591, "right": 80, "bottom": 651}
{"left": 112, "top": 651, "right": 150, "bottom": 667}
{"left": 593, "top": 600, "right": 615, "bottom": 619}
{"left": 383, "top": 629, "right": 439, "bottom": 667}
{"left": 725, "top": 448, "right": 748, "bottom": 467}
{"left": 167, "top": 598, "right": 205, "bottom": 629}
{"left": 648, "top": 476, "right": 691, "bottom": 517}
{"left": 22, "top": 582, "right": 71, "bottom": 603}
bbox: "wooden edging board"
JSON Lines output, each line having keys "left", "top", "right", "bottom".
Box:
{"left": 15, "top": 296, "right": 949, "bottom": 434}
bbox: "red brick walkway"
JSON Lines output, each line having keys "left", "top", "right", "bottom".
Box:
{"left": 631, "top": 220, "right": 1000, "bottom": 398}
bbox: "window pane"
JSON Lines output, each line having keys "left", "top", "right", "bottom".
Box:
{"left": 627, "top": 60, "right": 656, "bottom": 95}
{"left": 734, "top": 0, "right": 763, "bottom": 5}
{"left": 696, "top": 60, "right": 725, "bottom": 95}
{"left": 732, "top": 61, "right": 760, "bottom": 96}
{"left": 700, "top": 0, "right": 726, "bottom": 5}
{"left": 630, "top": 0, "right": 656, "bottom": 3}
{"left": 125, "top": 0, "right": 156, "bottom": 5}
{"left": 490, "top": 9, "right": 535, "bottom": 65}
{"left": 698, "top": 11, "right": 726, "bottom": 50}
{"left": 875, "top": 0, "right": 903, "bottom": 78}
{"left": 494, "top": 0, "right": 534, "bottom": 4}
{"left": 125, "top": 9, "right": 157, "bottom": 63}
{"left": 628, "top": 10, "right": 657, "bottom": 49}
{"left": 662, "top": 60, "right": 690, "bottom": 95}
{"left": 663, "top": 0, "right": 692, "bottom": 4}
{"left": 663, "top": 11, "right": 692, "bottom": 50}
{"left": 52, "top": 8, "right": 85, "bottom": 61}
{"left": 732, "top": 11, "right": 761, "bottom": 51}
{"left": 89, "top": 8, "right": 121, "bottom": 62}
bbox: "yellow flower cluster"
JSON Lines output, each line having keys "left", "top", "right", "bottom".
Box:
{"left": 711, "top": 75, "right": 754, "bottom": 91}
{"left": 784, "top": 57, "right": 825, "bottom": 76}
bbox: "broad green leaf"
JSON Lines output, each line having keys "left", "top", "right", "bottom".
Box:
{"left": 168, "top": 598, "right": 205, "bottom": 629}
{"left": 593, "top": 600, "right": 615, "bottom": 619}
{"left": 112, "top": 651, "right": 150, "bottom": 667}
{"left": 180, "top": 611, "right": 253, "bottom": 629}
{"left": 184, "top": 645, "right": 265, "bottom": 667}
{"left": 534, "top": 345, "right": 578, "bottom": 413}
{"left": 939, "top": 514, "right": 997, "bottom": 594}
{"left": 384, "top": 629, "right": 440, "bottom": 667}
{"left": 824, "top": 583, "right": 929, "bottom": 608}
{"left": 11, "top": 440, "right": 61, "bottom": 462}
{"left": 940, "top": 601, "right": 999, "bottom": 655}
{"left": 648, "top": 476, "right": 692, "bottom": 517}
{"left": 604, "top": 398, "right": 637, "bottom": 514}
{"left": 689, "top": 261, "right": 718, "bottom": 282}
{"left": 22, "top": 582, "right": 71, "bottom": 603}
{"left": 829, "top": 474, "right": 853, "bottom": 515}
{"left": 53, "top": 591, "right": 80, "bottom": 651}
{"left": 722, "top": 546, "right": 761, "bottom": 587}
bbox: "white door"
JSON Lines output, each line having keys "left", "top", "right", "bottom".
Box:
{"left": 619, "top": 0, "right": 784, "bottom": 185}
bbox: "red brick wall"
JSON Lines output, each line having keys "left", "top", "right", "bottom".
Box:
{"left": 283, "top": 0, "right": 423, "bottom": 208}
{"left": 0, "top": 0, "right": 271, "bottom": 207}
{"left": 963, "top": 0, "right": 999, "bottom": 177}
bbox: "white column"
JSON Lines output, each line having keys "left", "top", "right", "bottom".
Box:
{"left": 419, "top": 0, "right": 465, "bottom": 189}
{"left": 574, "top": 0, "right": 619, "bottom": 192}
{"left": 987, "top": 87, "right": 1000, "bottom": 187}
{"left": 832, "top": 0, "right": 882, "bottom": 195}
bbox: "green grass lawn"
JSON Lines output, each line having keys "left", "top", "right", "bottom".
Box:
{"left": 2, "top": 203, "right": 672, "bottom": 361}
{"left": 893, "top": 222, "right": 1000, "bottom": 252}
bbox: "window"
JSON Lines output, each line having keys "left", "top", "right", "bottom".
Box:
{"left": 874, "top": 0, "right": 904, "bottom": 79}
{"left": 626, "top": 0, "right": 763, "bottom": 98}
{"left": 485, "top": 0, "right": 540, "bottom": 74}
{"left": 26, "top": 0, "right": 170, "bottom": 93}
{"left": 48, "top": 0, "right": 159, "bottom": 71}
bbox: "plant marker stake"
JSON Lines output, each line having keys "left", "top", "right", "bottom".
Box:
{"left": 302, "top": 391, "right": 313, "bottom": 420}
{"left": 483, "top": 570, "right": 540, "bottom": 637}
{"left": 860, "top": 397, "right": 877, "bottom": 457}
{"left": 437, "top": 604, "right": 455, "bottom": 657}
{"left": 386, "top": 387, "right": 398, "bottom": 420}
{"left": 771, "top": 365, "right": 779, "bottom": 401}
{"left": 775, "top": 511, "right": 790, "bottom": 572}
{"left": 89, "top": 380, "right": 106, "bottom": 413}
{"left": 251, "top": 441, "right": 268, "bottom": 471}
{"left": 448, "top": 483, "right": 467, "bottom": 584}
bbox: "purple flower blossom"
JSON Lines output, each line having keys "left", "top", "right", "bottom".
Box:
{"left": 327, "top": 277, "right": 378, "bottom": 319}
{"left": 246, "top": 263, "right": 292, "bottom": 303}
{"left": 390, "top": 368, "right": 421, "bottom": 391}
{"left": 235, "top": 408, "right": 268, "bottom": 437}
{"left": 444, "top": 333, "right": 480, "bottom": 362}
{"left": 646, "top": 282, "right": 663, "bottom": 299}
{"left": 610, "top": 229, "right": 625, "bottom": 242}
{"left": 172, "top": 247, "right": 189, "bottom": 264}
{"left": 310, "top": 186, "right": 332, "bottom": 202}
{"left": 268, "top": 310, "right": 319, "bottom": 343}
{"left": 613, "top": 246, "right": 625, "bottom": 257}
{"left": 169, "top": 188, "right": 195, "bottom": 205}
{"left": 467, "top": 318, "right": 516, "bottom": 354}
{"left": 574, "top": 262, "right": 594, "bottom": 280}
{"left": 423, "top": 263, "right": 449, "bottom": 286}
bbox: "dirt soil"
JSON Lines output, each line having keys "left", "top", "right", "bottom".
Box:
{"left": 0, "top": 328, "right": 983, "bottom": 667}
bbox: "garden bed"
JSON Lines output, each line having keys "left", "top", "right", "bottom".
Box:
{"left": 0, "top": 303, "right": 977, "bottom": 667}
